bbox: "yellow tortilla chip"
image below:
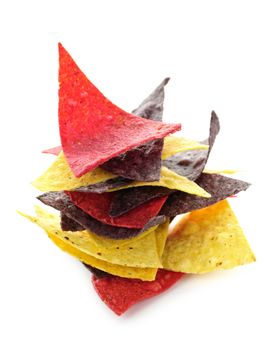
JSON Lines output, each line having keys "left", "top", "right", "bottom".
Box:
{"left": 204, "top": 169, "right": 239, "bottom": 175}
{"left": 18, "top": 208, "right": 170, "bottom": 281}
{"left": 162, "top": 200, "right": 255, "bottom": 273}
{"left": 21, "top": 206, "right": 162, "bottom": 268}
{"left": 49, "top": 234, "right": 157, "bottom": 281}
{"left": 109, "top": 166, "right": 211, "bottom": 198}
{"left": 89, "top": 225, "right": 158, "bottom": 249}
{"left": 32, "top": 152, "right": 118, "bottom": 192}
{"left": 33, "top": 138, "right": 208, "bottom": 192}
{"left": 52, "top": 218, "right": 169, "bottom": 281}
{"left": 162, "top": 136, "right": 208, "bottom": 159}
{"left": 156, "top": 219, "right": 170, "bottom": 258}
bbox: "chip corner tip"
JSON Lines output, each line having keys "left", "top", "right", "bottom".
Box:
{"left": 113, "top": 309, "right": 124, "bottom": 316}
{"left": 16, "top": 209, "right": 32, "bottom": 221}
{"left": 203, "top": 190, "right": 212, "bottom": 199}
{"left": 163, "top": 77, "right": 171, "bottom": 85}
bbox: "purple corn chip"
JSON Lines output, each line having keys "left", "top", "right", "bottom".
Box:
{"left": 109, "top": 186, "right": 174, "bottom": 217}
{"left": 60, "top": 212, "right": 84, "bottom": 231}
{"left": 160, "top": 173, "right": 250, "bottom": 217}
{"left": 82, "top": 263, "right": 113, "bottom": 279}
{"left": 75, "top": 177, "right": 133, "bottom": 194}
{"left": 163, "top": 111, "right": 220, "bottom": 181}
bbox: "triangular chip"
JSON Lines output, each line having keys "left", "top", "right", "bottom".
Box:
{"left": 108, "top": 166, "right": 211, "bottom": 198}
{"left": 162, "top": 136, "right": 208, "bottom": 159}
{"left": 84, "top": 216, "right": 170, "bottom": 278}
{"left": 131, "top": 78, "right": 170, "bottom": 121}
{"left": 92, "top": 269, "right": 184, "bottom": 315}
{"left": 60, "top": 212, "right": 84, "bottom": 231}
{"left": 75, "top": 177, "right": 132, "bottom": 194}
{"left": 84, "top": 264, "right": 113, "bottom": 278}
{"left": 32, "top": 152, "right": 117, "bottom": 192}
{"left": 19, "top": 209, "right": 157, "bottom": 280}
{"left": 162, "top": 200, "right": 255, "bottom": 273}
{"left": 21, "top": 206, "right": 165, "bottom": 268}
{"left": 160, "top": 173, "right": 250, "bottom": 217}
{"left": 109, "top": 186, "right": 173, "bottom": 217}
{"left": 66, "top": 191, "right": 168, "bottom": 228}
{"left": 33, "top": 137, "right": 207, "bottom": 192}
{"left": 38, "top": 191, "right": 165, "bottom": 239}
{"left": 43, "top": 146, "right": 62, "bottom": 155}
{"left": 163, "top": 111, "right": 219, "bottom": 180}
{"left": 58, "top": 44, "right": 180, "bottom": 177}
{"left": 155, "top": 219, "right": 170, "bottom": 258}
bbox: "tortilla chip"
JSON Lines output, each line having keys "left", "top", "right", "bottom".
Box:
{"left": 18, "top": 209, "right": 157, "bottom": 280}
{"left": 162, "top": 200, "right": 255, "bottom": 273}
{"left": 162, "top": 136, "right": 208, "bottom": 159}
{"left": 204, "top": 169, "right": 239, "bottom": 175}
{"left": 156, "top": 219, "right": 170, "bottom": 258}
{"left": 85, "top": 218, "right": 170, "bottom": 279}
{"left": 109, "top": 186, "right": 173, "bottom": 217}
{"left": 32, "top": 152, "right": 118, "bottom": 192}
{"left": 160, "top": 173, "right": 250, "bottom": 217}
{"left": 92, "top": 269, "right": 184, "bottom": 315}
{"left": 83, "top": 264, "right": 113, "bottom": 278}
{"left": 75, "top": 177, "right": 132, "bottom": 194}
{"left": 132, "top": 77, "right": 170, "bottom": 121}
{"left": 87, "top": 219, "right": 169, "bottom": 254}
{"left": 108, "top": 166, "right": 211, "bottom": 198}
{"left": 66, "top": 191, "right": 168, "bottom": 228}
{"left": 101, "top": 139, "right": 164, "bottom": 181}
{"left": 163, "top": 111, "right": 220, "bottom": 180}
{"left": 60, "top": 212, "right": 84, "bottom": 231}
{"left": 58, "top": 44, "right": 180, "bottom": 177}
{"left": 22, "top": 206, "right": 166, "bottom": 269}
{"left": 42, "top": 146, "right": 62, "bottom": 155}
{"left": 38, "top": 191, "right": 165, "bottom": 239}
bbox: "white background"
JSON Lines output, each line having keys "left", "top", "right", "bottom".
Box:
{"left": 0, "top": 1, "right": 272, "bottom": 349}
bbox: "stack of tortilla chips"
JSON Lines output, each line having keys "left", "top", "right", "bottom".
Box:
{"left": 20, "top": 44, "right": 255, "bottom": 316}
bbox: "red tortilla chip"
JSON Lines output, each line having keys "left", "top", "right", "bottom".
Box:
{"left": 66, "top": 191, "right": 168, "bottom": 229}
{"left": 42, "top": 146, "right": 62, "bottom": 155}
{"left": 58, "top": 44, "right": 181, "bottom": 177}
{"left": 92, "top": 269, "right": 184, "bottom": 315}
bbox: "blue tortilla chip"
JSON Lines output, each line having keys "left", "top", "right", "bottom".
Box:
{"left": 60, "top": 212, "right": 84, "bottom": 231}
{"left": 109, "top": 186, "right": 173, "bottom": 217}
{"left": 163, "top": 111, "right": 220, "bottom": 181}
{"left": 160, "top": 173, "right": 250, "bottom": 217}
